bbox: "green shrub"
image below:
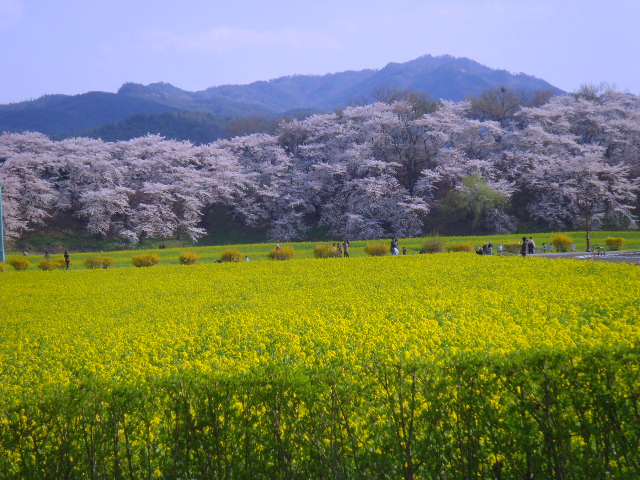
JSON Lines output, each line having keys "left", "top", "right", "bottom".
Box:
{"left": 313, "top": 245, "right": 342, "bottom": 258}
{"left": 9, "top": 257, "right": 30, "bottom": 271}
{"left": 267, "top": 246, "right": 295, "bottom": 260}
{"left": 219, "top": 249, "right": 243, "bottom": 263}
{"left": 85, "top": 256, "right": 114, "bottom": 269}
{"left": 551, "top": 234, "right": 573, "bottom": 252}
{"left": 179, "top": 252, "right": 201, "bottom": 265}
{"left": 0, "top": 262, "right": 4, "bottom": 272}
{"left": 503, "top": 242, "right": 522, "bottom": 254}
{"left": 364, "top": 243, "right": 388, "bottom": 256}
{"left": 446, "top": 242, "right": 474, "bottom": 253}
{"left": 605, "top": 237, "right": 625, "bottom": 251}
{"left": 420, "top": 237, "right": 446, "bottom": 254}
{"left": 132, "top": 253, "right": 160, "bottom": 267}
{"left": 38, "top": 258, "right": 66, "bottom": 271}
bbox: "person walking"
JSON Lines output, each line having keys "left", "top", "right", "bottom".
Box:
{"left": 487, "top": 242, "right": 493, "bottom": 255}
{"left": 521, "top": 237, "right": 528, "bottom": 257}
{"left": 342, "top": 240, "right": 349, "bottom": 258}
{"left": 402, "top": 246, "right": 407, "bottom": 255}
{"left": 390, "top": 238, "right": 399, "bottom": 256}
{"left": 527, "top": 237, "right": 536, "bottom": 255}
{"left": 63, "top": 251, "right": 70, "bottom": 269}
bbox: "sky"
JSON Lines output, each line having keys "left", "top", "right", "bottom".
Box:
{"left": 1, "top": 0, "right": 639, "bottom": 104}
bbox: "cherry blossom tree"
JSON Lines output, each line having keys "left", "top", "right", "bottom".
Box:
{"left": 0, "top": 88, "right": 638, "bottom": 245}
{"left": 522, "top": 148, "right": 637, "bottom": 250}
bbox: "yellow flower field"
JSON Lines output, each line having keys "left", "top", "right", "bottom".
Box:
{"left": 1, "top": 254, "right": 639, "bottom": 479}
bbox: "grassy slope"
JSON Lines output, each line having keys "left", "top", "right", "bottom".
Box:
{"left": 5, "top": 230, "right": 640, "bottom": 271}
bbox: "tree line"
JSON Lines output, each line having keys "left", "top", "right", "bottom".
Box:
{"left": 0, "top": 87, "right": 638, "bottom": 245}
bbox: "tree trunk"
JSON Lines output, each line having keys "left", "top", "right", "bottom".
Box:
{"left": 585, "top": 214, "right": 591, "bottom": 252}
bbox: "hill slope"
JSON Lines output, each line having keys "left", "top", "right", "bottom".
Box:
{"left": 0, "top": 92, "right": 180, "bottom": 136}
{"left": 75, "top": 111, "right": 231, "bottom": 144}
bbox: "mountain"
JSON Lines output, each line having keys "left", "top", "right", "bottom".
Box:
{"left": 117, "top": 82, "right": 279, "bottom": 117}
{"left": 198, "top": 55, "right": 562, "bottom": 111}
{"left": 0, "top": 54, "right": 564, "bottom": 140}
{"left": 0, "top": 92, "right": 180, "bottom": 137}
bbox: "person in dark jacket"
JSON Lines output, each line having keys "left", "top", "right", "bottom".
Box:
{"left": 520, "top": 237, "right": 528, "bottom": 257}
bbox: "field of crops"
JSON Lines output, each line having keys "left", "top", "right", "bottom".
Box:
{"left": 1, "top": 253, "right": 640, "bottom": 479}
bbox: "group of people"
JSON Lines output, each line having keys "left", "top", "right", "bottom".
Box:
{"left": 331, "top": 240, "right": 350, "bottom": 257}
{"left": 520, "top": 237, "right": 577, "bottom": 256}
{"left": 25, "top": 249, "right": 71, "bottom": 268}
{"left": 473, "top": 238, "right": 547, "bottom": 256}
{"left": 476, "top": 243, "right": 494, "bottom": 255}
{"left": 540, "top": 242, "right": 554, "bottom": 253}
{"left": 390, "top": 238, "right": 407, "bottom": 256}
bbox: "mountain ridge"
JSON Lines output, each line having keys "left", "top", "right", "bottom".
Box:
{"left": 0, "top": 54, "right": 564, "bottom": 141}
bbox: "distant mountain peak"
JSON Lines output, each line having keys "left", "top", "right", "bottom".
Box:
{"left": 1, "top": 53, "right": 564, "bottom": 140}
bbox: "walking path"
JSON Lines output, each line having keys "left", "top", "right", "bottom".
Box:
{"left": 531, "top": 250, "right": 640, "bottom": 265}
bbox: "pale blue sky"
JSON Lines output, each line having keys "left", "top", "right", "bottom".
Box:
{"left": 1, "top": 0, "right": 639, "bottom": 103}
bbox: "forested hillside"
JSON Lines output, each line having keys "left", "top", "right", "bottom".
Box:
{"left": 77, "top": 111, "right": 232, "bottom": 145}
{"left": 0, "top": 89, "right": 638, "bottom": 246}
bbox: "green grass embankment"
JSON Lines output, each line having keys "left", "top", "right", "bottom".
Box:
{"left": 4, "top": 230, "right": 640, "bottom": 271}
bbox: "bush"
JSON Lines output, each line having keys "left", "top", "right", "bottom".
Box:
{"left": 551, "top": 234, "right": 573, "bottom": 252}
{"left": 364, "top": 243, "right": 388, "bottom": 256}
{"left": 446, "top": 242, "right": 474, "bottom": 253}
{"left": 0, "top": 262, "right": 4, "bottom": 272}
{"left": 313, "top": 245, "right": 342, "bottom": 258}
{"left": 219, "top": 249, "right": 242, "bottom": 263}
{"left": 420, "top": 237, "right": 446, "bottom": 254}
{"left": 9, "top": 257, "right": 30, "bottom": 271}
{"left": 132, "top": 253, "right": 160, "bottom": 267}
{"left": 179, "top": 252, "right": 201, "bottom": 265}
{"left": 268, "top": 246, "right": 295, "bottom": 261}
{"left": 503, "top": 242, "right": 522, "bottom": 254}
{"left": 38, "top": 258, "right": 66, "bottom": 271}
{"left": 605, "top": 237, "right": 625, "bottom": 251}
{"left": 85, "top": 256, "right": 114, "bottom": 269}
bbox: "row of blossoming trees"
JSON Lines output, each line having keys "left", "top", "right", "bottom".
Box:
{"left": 0, "top": 90, "right": 639, "bottom": 244}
